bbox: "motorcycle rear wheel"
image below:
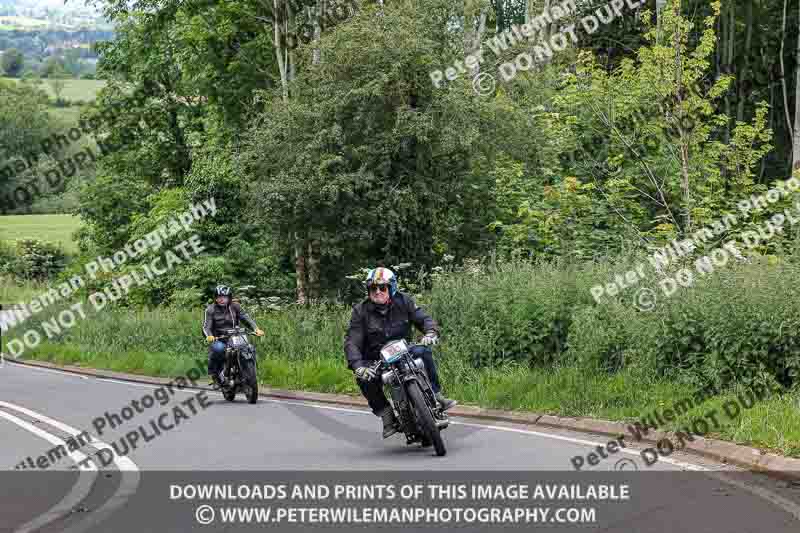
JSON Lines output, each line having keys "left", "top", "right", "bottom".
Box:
{"left": 406, "top": 381, "right": 446, "bottom": 456}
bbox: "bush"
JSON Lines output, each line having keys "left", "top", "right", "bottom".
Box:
{"left": 0, "top": 239, "right": 68, "bottom": 282}
{"left": 565, "top": 257, "right": 800, "bottom": 392}
{"left": 426, "top": 258, "right": 593, "bottom": 368}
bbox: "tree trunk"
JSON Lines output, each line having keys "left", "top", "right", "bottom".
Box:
{"left": 312, "top": 0, "right": 326, "bottom": 65}
{"left": 722, "top": 1, "right": 735, "bottom": 144}
{"left": 761, "top": 80, "right": 774, "bottom": 181}
{"left": 715, "top": 14, "right": 721, "bottom": 75}
{"left": 736, "top": 0, "right": 753, "bottom": 123}
{"left": 781, "top": 0, "right": 793, "bottom": 150}
{"left": 794, "top": 0, "right": 800, "bottom": 170}
{"left": 655, "top": 0, "right": 667, "bottom": 42}
{"left": 295, "top": 232, "right": 308, "bottom": 304}
{"left": 287, "top": 0, "right": 297, "bottom": 83}
{"left": 673, "top": 0, "right": 691, "bottom": 232}
{"left": 273, "top": 0, "right": 290, "bottom": 100}
{"left": 464, "top": 0, "right": 488, "bottom": 80}
{"left": 307, "top": 236, "right": 321, "bottom": 300}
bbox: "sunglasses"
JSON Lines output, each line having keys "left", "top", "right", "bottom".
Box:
{"left": 368, "top": 284, "right": 390, "bottom": 293}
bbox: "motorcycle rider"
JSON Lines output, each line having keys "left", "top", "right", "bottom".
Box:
{"left": 344, "top": 267, "right": 457, "bottom": 438}
{"left": 203, "top": 285, "right": 264, "bottom": 387}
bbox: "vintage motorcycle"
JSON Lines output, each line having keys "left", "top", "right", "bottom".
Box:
{"left": 216, "top": 327, "right": 259, "bottom": 404}
{"left": 369, "top": 339, "right": 449, "bottom": 456}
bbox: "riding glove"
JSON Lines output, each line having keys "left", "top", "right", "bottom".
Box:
{"left": 420, "top": 333, "right": 439, "bottom": 346}
{"left": 355, "top": 366, "right": 377, "bottom": 382}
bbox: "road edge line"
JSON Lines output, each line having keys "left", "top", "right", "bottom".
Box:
{"left": 6, "top": 357, "right": 800, "bottom": 480}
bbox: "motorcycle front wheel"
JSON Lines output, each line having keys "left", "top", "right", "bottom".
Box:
{"left": 406, "top": 381, "right": 446, "bottom": 456}
{"left": 223, "top": 387, "right": 236, "bottom": 402}
{"left": 242, "top": 359, "right": 258, "bottom": 404}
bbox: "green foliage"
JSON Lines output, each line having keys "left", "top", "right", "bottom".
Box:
{"left": 0, "top": 238, "right": 68, "bottom": 281}
{"left": 1, "top": 48, "right": 24, "bottom": 77}
{"left": 491, "top": 0, "right": 773, "bottom": 260}
{"left": 241, "top": 0, "right": 496, "bottom": 292}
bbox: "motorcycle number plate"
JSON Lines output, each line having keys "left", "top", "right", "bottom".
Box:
{"left": 381, "top": 339, "right": 408, "bottom": 363}
{"left": 230, "top": 335, "right": 248, "bottom": 347}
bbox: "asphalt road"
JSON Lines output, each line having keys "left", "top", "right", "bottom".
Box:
{"left": 2, "top": 347, "right": 800, "bottom": 531}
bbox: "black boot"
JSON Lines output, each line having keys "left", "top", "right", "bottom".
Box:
{"left": 380, "top": 407, "right": 399, "bottom": 438}
{"left": 436, "top": 392, "right": 457, "bottom": 411}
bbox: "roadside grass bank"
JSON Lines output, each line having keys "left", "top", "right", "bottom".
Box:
{"left": 4, "top": 251, "right": 800, "bottom": 457}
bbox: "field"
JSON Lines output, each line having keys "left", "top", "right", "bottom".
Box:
{"left": 0, "top": 214, "right": 80, "bottom": 252}
{"left": 0, "top": 16, "right": 49, "bottom": 29}
{"left": 1, "top": 77, "right": 106, "bottom": 102}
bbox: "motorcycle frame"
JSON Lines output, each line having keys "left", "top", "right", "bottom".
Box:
{"left": 378, "top": 350, "right": 444, "bottom": 440}
{"left": 220, "top": 328, "right": 256, "bottom": 391}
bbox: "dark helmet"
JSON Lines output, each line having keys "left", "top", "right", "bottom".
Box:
{"left": 215, "top": 285, "right": 233, "bottom": 298}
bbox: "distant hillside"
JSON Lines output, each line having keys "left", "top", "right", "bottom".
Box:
{"left": 0, "top": 0, "right": 113, "bottom": 80}
{"left": 0, "top": 0, "right": 110, "bottom": 31}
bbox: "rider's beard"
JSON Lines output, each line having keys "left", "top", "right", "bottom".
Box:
{"left": 369, "top": 290, "right": 390, "bottom": 305}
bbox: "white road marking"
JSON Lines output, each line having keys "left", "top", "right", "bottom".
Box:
{"left": 7, "top": 362, "right": 800, "bottom": 524}
{"left": 0, "top": 400, "right": 138, "bottom": 471}
{"left": 0, "top": 408, "right": 98, "bottom": 533}
{"left": 0, "top": 400, "right": 141, "bottom": 533}
{"left": 0, "top": 409, "right": 96, "bottom": 471}
{"left": 8, "top": 362, "right": 707, "bottom": 469}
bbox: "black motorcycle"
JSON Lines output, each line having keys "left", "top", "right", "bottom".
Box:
{"left": 216, "top": 327, "right": 259, "bottom": 404}
{"left": 370, "top": 339, "right": 449, "bottom": 456}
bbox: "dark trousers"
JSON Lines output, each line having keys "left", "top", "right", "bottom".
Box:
{"left": 208, "top": 341, "right": 227, "bottom": 375}
{"left": 358, "top": 345, "right": 441, "bottom": 416}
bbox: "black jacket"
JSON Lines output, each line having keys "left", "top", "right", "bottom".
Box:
{"left": 202, "top": 302, "right": 258, "bottom": 337}
{"left": 344, "top": 292, "right": 440, "bottom": 370}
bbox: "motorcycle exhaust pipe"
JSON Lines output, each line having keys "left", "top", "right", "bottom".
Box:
{"left": 436, "top": 419, "right": 449, "bottom": 429}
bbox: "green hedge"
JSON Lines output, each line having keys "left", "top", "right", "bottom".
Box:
{"left": 6, "top": 257, "right": 800, "bottom": 395}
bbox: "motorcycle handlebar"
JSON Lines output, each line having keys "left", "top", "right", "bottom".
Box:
{"left": 215, "top": 328, "right": 255, "bottom": 339}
